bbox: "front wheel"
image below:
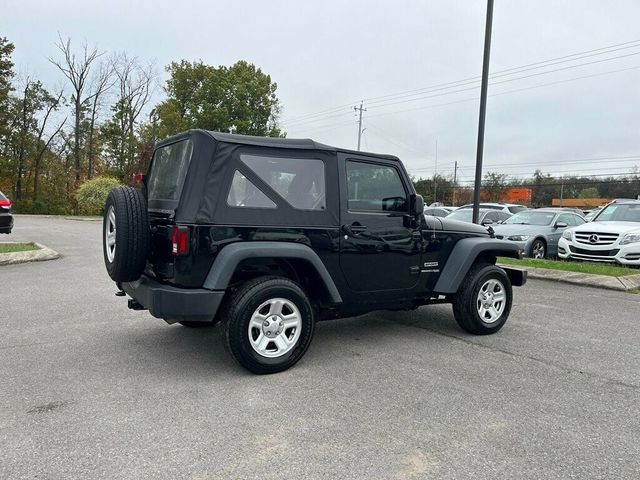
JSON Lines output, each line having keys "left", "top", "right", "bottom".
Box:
{"left": 222, "top": 276, "right": 315, "bottom": 374}
{"left": 452, "top": 263, "right": 513, "bottom": 335}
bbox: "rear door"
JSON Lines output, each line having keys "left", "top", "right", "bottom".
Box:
{"left": 338, "top": 154, "right": 422, "bottom": 292}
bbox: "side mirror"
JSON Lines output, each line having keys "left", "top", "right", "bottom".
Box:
{"left": 410, "top": 194, "right": 424, "bottom": 216}
{"left": 555, "top": 221, "right": 568, "bottom": 229}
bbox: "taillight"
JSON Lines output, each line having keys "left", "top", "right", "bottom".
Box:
{"left": 171, "top": 225, "right": 189, "bottom": 256}
{"left": 0, "top": 199, "right": 11, "bottom": 209}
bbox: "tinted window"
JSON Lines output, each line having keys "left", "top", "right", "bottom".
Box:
{"left": 508, "top": 206, "right": 526, "bottom": 213}
{"left": 240, "top": 154, "right": 325, "bottom": 211}
{"left": 226, "top": 171, "right": 276, "bottom": 209}
{"left": 147, "top": 139, "right": 193, "bottom": 210}
{"left": 346, "top": 161, "right": 407, "bottom": 212}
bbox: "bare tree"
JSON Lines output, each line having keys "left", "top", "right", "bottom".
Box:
{"left": 49, "top": 35, "right": 103, "bottom": 187}
{"left": 86, "top": 58, "right": 114, "bottom": 179}
{"left": 33, "top": 87, "right": 66, "bottom": 201}
{"left": 104, "top": 53, "right": 155, "bottom": 177}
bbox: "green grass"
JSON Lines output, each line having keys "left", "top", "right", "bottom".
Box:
{"left": 499, "top": 257, "right": 639, "bottom": 277}
{"left": 0, "top": 242, "right": 39, "bottom": 253}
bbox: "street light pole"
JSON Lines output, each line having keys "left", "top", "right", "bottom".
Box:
{"left": 472, "top": 0, "right": 494, "bottom": 224}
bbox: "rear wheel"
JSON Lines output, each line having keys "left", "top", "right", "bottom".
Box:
{"left": 452, "top": 263, "right": 513, "bottom": 335}
{"left": 222, "top": 276, "right": 314, "bottom": 374}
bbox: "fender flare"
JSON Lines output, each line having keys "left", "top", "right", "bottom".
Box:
{"left": 202, "top": 241, "right": 342, "bottom": 303}
{"left": 433, "top": 237, "right": 522, "bottom": 294}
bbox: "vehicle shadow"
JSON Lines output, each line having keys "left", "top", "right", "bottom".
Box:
{"left": 114, "top": 304, "right": 462, "bottom": 378}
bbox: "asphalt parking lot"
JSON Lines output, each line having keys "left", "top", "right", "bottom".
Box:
{"left": 1, "top": 215, "right": 639, "bottom": 479}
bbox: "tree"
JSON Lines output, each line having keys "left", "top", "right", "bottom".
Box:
{"left": 4, "top": 78, "right": 65, "bottom": 202}
{"left": 0, "top": 37, "right": 15, "bottom": 144}
{"left": 49, "top": 35, "right": 104, "bottom": 187}
{"left": 86, "top": 58, "right": 114, "bottom": 179}
{"left": 155, "top": 60, "right": 283, "bottom": 139}
{"left": 101, "top": 54, "right": 155, "bottom": 180}
{"left": 482, "top": 171, "right": 508, "bottom": 202}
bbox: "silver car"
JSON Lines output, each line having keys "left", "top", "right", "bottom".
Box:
{"left": 492, "top": 208, "right": 586, "bottom": 258}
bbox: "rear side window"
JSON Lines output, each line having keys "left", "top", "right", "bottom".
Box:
{"left": 346, "top": 161, "right": 407, "bottom": 212}
{"left": 147, "top": 139, "right": 193, "bottom": 210}
{"left": 240, "top": 154, "right": 326, "bottom": 211}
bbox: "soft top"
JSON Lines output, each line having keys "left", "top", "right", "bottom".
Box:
{"left": 155, "top": 129, "right": 400, "bottom": 162}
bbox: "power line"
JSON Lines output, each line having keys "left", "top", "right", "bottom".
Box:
{"left": 406, "top": 154, "right": 640, "bottom": 173}
{"left": 281, "top": 38, "right": 640, "bottom": 126}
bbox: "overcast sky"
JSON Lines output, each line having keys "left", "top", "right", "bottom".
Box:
{"left": 4, "top": 0, "right": 640, "bottom": 184}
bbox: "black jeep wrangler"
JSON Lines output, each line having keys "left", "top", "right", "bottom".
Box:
{"left": 103, "top": 130, "right": 526, "bottom": 374}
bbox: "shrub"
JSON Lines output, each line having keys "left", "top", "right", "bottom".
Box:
{"left": 75, "top": 177, "right": 122, "bottom": 216}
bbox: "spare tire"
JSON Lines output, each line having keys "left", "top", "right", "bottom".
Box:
{"left": 103, "top": 186, "right": 150, "bottom": 282}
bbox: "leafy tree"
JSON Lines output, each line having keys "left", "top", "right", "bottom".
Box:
{"left": 482, "top": 171, "right": 508, "bottom": 202}
{"left": 0, "top": 37, "right": 15, "bottom": 143}
{"left": 578, "top": 187, "right": 599, "bottom": 199}
{"left": 155, "top": 60, "right": 283, "bottom": 138}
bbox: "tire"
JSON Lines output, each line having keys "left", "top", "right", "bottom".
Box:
{"left": 222, "top": 276, "right": 315, "bottom": 374}
{"left": 103, "top": 186, "right": 150, "bottom": 282}
{"left": 452, "top": 263, "right": 513, "bottom": 335}
{"left": 529, "top": 239, "right": 546, "bottom": 259}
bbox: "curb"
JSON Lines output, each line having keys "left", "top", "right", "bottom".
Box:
{"left": 0, "top": 242, "right": 60, "bottom": 266}
{"left": 500, "top": 264, "right": 640, "bottom": 291}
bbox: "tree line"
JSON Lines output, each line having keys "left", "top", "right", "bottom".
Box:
{"left": 0, "top": 35, "right": 282, "bottom": 214}
{"left": 413, "top": 169, "right": 640, "bottom": 207}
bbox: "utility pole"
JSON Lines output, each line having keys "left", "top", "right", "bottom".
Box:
{"left": 434, "top": 139, "right": 438, "bottom": 204}
{"left": 354, "top": 102, "right": 366, "bottom": 151}
{"left": 452, "top": 160, "right": 458, "bottom": 206}
{"left": 472, "top": 0, "right": 494, "bottom": 224}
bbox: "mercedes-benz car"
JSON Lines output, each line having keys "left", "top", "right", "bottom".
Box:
{"left": 558, "top": 199, "right": 640, "bottom": 265}
{"left": 493, "top": 208, "right": 585, "bottom": 259}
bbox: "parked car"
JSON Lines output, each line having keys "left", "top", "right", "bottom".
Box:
{"left": 457, "top": 203, "right": 527, "bottom": 214}
{"left": 493, "top": 208, "right": 586, "bottom": 259}
{"left": 445, "top": 207, "right": 511, "bottom": 226}
{"left": 0, "top": 190, "right": 13, "bottom": 234}
{"left": 102, "top": 130, "right": 527, "bottom": 374}
{"left": 558, "top": 199, "right": 640, "bottom": 265}
{"left": 424, "top": 206, "right": 456, "bottom": 218}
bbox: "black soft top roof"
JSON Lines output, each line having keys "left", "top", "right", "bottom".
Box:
{"left": 155, "top": 129, "right": 400, "bottom": 162}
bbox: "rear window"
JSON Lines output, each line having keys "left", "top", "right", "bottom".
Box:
{"left": 147, "top": 139, "right": 193, "bottom": 211}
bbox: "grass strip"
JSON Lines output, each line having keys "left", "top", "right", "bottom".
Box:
{"left": 499, "top": 257, "right": 638, "bottom": 277}
{"left": 0, "top": 242, "right": 40, "bottom": 253}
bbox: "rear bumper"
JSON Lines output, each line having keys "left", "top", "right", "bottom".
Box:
{"left": 122, "top": 275, "right": 225, "bottom": 323}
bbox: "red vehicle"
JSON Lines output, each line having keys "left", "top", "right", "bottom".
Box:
{"left": 0, "top": 191, "right": 14, "bottom": 234}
